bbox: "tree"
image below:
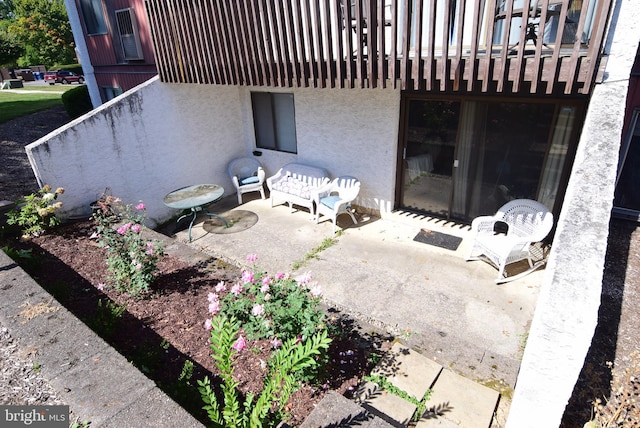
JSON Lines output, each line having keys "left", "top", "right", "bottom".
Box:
{"left": 0, "top": 30, "right": 23, "bottom": 66}
{"left": 0, "top": 0, "right": 14, "bottom": 20}
{"left": 8, "top": 0, "right": 75, "bottom": 67}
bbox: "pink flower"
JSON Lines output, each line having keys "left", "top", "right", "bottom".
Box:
{"left": 131, "top": 224, "right": 141, "bottom": 233}
{"left": 241, "top": 270, "right": 254, "bottom": 284}
{"left": 136, "top": 203, "right": 146, "bottom": 210}
{"left": 232, "top": 335, "right": 247, "bottom": 352}
{"left": 117, "top": 223, "right": 131, "bottom": 234}
{"left": 275, "top": 272, "right": 286, "bottom": 280}
{"left": 231, "top": 283, "right": 243, "bottom": 296}
{"left": 145, "top": 242, "right": 155, "bottom": 255}
{"left": 260, "top": 283, "right": 270, "bottom": 293}
{"left": 270, "top": 338, "right": 282, "bottom": 349}
{"left": 246, "top": 253, "right": 258, "bottom": 263}
{"left": 215, "top": 281, "right": 226, "bottom": 293}
{"left": 262, "top": 276, "right": 272, "bottom": 286}
{"left": 295, "top": 272, "right": 312, "bottom": 286}
{"left": 97, "top": 283, "right": 105, "bottom": 291}
{"left": 208, "top": 300, "right": 220, "bottom": 314}
{"left": 204, "top": 319, "right": 212, "bottom": 330}
{"left": 251, "top": 304, "right": 264, "bottom": 316}
{"left": 310, "top": 285, "right": 323, "bottom": 297}
{"left": 207, "top": 292, "right": 218, "bottom": 303}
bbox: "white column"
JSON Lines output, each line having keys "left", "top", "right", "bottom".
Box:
{"left": 506, "top": 0, "right": 640, "bottom": 426}
{"left": 63, "top": 0, "right": 102, "bottom": 107}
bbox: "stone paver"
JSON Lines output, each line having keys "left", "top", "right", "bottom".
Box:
{"left": 372, "top": 343, "right": 442, "bottom": 400}
{"left": 300, "top": 390, "right": 394, "bottom": 428}
{"left": 359, "top": 380, "right": 418, "bottom": 426}
{"left": 417, "top": 370, "right": 499, "bottom": 427}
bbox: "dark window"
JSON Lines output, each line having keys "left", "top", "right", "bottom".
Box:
{"left": 115, "top": 8, "right": 144, "bottom": 60}
{"left": 102, "top": 86, "right": 123, "bottom": 102}
{"left": 79, "top": 0, "right": 107, "bottom": 35}
{"left": 251, "top": 92, "right": 297, "bottom": 153}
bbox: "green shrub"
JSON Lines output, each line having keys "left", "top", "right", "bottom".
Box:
{"left": 198, "top": 316, "right": 331, "bottom": 427}
{"left": 92, "top": 196, "right": 165, "bottom": 297}
{"left": 5, "top": 185, "right": 64, "bottom": 239}
{"left": 52, "top": 63, "right": 83, "bottom": 75}
{"left": 61, "top": 84, "right": 92, "bottom": 119}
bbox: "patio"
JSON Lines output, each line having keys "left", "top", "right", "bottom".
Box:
{"left": 165, "top": 192, "right": 545, "bottom": 391}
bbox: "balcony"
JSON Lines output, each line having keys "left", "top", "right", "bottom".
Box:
{"left": 144, "top": 0, "right": 612, "bottom": 95}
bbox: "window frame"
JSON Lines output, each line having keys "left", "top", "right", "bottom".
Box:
{"left": 115, "top": 7, "right": 144, "bottom": 61}
{"left": 251, "top": 92, "right": 298, "bottom": 154}
{"left": 79, "top": 0, "right": 108, "bottom": 36}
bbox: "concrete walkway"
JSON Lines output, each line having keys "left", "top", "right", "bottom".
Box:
{"left": 0, "top": 250, "right": 205, "bottom": 427}
{"left": 168, "top": 193, "right": 546, "bottom": 426}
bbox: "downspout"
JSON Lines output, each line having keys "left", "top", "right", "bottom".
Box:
{"left": 64, "top": 0, "right": 102, "bottom": 108}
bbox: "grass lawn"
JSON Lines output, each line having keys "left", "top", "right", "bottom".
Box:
{"left": 0, "top": 88, "right": 70, "bottom": 124}
{"left": 18, "top": 84, "right": 76, "bottom": 93}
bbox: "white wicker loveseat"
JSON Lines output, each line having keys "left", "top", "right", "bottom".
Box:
{"left": 266, "top": 162, "right": 330, "bottom": 219}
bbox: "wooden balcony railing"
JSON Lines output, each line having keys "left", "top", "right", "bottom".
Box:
{"left": 144, "top": 0, "right": 612, "bottom": 95}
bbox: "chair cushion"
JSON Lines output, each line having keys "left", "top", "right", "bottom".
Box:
{"left": 320, "top": 195, "right": 342, "bottom": 210}
{"left": 240, "top": 176, "right": 260, "bottom": 185}
{"left": 271, "top": 176, "right": 313, "bottom": 199}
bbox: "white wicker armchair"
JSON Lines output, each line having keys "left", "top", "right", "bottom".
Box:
{"left": 228, "top": 157, "right": 266, "bottom": 204}
{"left": 466, "top": 199, "right": 554, "bottom": 283}
{"left": 312, "top": 176, "right": 360, "bottom": 233}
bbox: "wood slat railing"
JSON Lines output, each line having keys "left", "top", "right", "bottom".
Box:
{"left": 144, "top": 0, "right": 613, "bottom": 95}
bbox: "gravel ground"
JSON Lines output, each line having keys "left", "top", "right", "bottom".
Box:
{"left": 0, "top": 105, "right": 70, "bottom": 203}
{"left": 0, "top": 106, "right": 74, "bottom": 420}
{"left": 0, "top": 323, "right": 64, "bottom": 407}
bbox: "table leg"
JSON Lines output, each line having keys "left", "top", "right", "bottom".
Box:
{"left": 176, "top": 208, "right": 198, "bottom": 243}
{"left": 205, "top": 212, "right": 228, "bottom": 228}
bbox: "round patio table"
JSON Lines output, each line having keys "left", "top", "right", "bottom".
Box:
{"left": 163, "top": 184, "right": 227, "bottom": 242}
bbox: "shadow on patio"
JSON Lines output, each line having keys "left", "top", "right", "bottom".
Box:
{"left": 161, "top": 192, "right": 546, "bottom": 394}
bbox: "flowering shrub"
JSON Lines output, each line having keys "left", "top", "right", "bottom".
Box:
{"left": 204, "top": 254, "right": 326, "bottom": 344}
{"left": 92, "top": 197, "right": 165, "bottom": 296}
{"left": 198, "top": 315, "right": 331, "bottom": 427}
{"left": 6, "top": 185, "right": 64, "bottom": 238}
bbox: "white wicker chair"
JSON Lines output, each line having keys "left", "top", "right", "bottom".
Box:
{"left": 466, "top": 199, "right": 554, "bottom": 283}
{"left": 312, "top": 176, "right": 360, "bottom": 233}
{"left": 228, "top": 157, "right": 266, "bottom": 204}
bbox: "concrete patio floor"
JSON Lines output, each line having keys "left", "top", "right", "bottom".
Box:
{"left": 166, "top": 193, "right": 545, "bottom": 398}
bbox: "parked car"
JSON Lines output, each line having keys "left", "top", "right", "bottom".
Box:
{"left": 44, "top": 70, "right": 85, "bottom": 85}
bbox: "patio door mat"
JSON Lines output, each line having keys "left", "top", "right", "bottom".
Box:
{"left": 413, "top": 228, "right": 463, "bottom": 251}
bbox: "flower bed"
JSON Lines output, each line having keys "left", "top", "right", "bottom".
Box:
{"left": 2, "top": 219, "right": 392, "bottom": 426}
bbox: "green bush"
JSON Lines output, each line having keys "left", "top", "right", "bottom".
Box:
{"left": 61, "top": 85, "right": 92, "bottom": 119}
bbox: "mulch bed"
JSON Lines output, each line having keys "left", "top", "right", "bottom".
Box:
{"left": 5, "top": 219, "right": 392, "bottom": 426}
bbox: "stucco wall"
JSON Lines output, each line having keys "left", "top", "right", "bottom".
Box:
{"left": 506, "top": 0, "right": 640, "bottom": 425}
{"left": 27, "top": 77, "right": 246, "bottom": 225}
{"left": 27, "top": 77, "right": 400, "bottom": 226}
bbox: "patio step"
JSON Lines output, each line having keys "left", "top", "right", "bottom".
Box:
{"left": 302, "top": 342, "right": 500, "bottom": 427}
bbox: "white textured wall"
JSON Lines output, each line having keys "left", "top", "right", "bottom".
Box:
{"left": 27, "top": 77, "right": 400, "bottom": 226}
{"left": 27, "top": 77, "right": 246, "bottom": 225}
{"left": 239, "top": 85, "right": 401, "bottom": 213}
{"left": 506, "top": 0, "right": 640, "bottom": 426}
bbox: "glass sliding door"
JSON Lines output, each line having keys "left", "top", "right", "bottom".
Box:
{"left": 539, "top": 106, "right": 576, "bottom": 211}
{"left": 402, "top": 100, "right": 460, "bottom": 217}
{"left": 452, "top": 102, "right": 555, "bottom": 221}
{"left": 401, "top": 97, "right": 567, "bottom": 223}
